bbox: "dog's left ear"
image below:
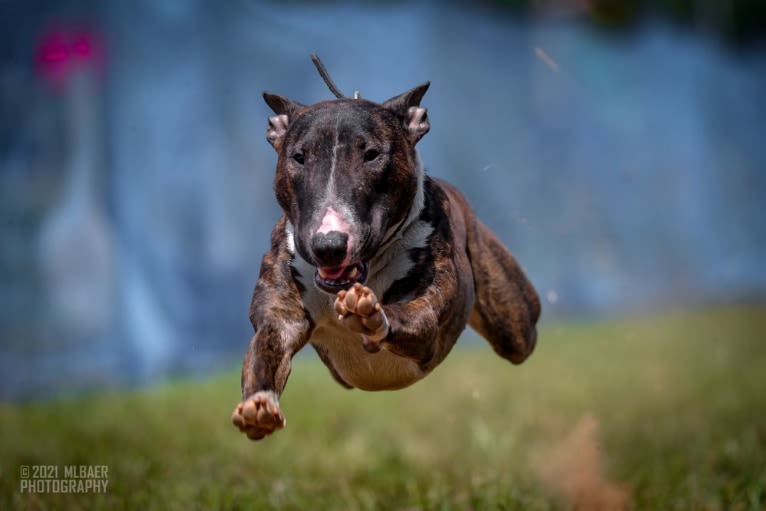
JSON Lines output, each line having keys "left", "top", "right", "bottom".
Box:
{"left": 382, "top": 82, "right": 430, "bottom": 145}
{"left": 263, "top": 92, "right": 304, "bottom": 151}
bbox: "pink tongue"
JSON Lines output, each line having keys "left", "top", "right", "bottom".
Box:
{"left": 319, "top": 266, "right": 346, "bottom": 280}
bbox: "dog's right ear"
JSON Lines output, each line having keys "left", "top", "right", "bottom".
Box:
{"left": 263, "top": 93, "right": 303, "bottom": 151}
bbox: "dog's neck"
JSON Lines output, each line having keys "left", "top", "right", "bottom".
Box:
{"left": 364, "top": 156, "right": 431, "bottom": 290}
{"left": 376, "top": 155, "right": 426, "bottom": 253}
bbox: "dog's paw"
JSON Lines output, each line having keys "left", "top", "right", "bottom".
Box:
{"left": 231, "top": 391, "right": 286, "bottom": 440}
{"left": 335, "top": 283, "right": 390, "bottom": 352}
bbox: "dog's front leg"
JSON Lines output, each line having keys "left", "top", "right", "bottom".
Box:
{"left": 334, "top": 284, "right": 390, "bottom": 353}
{"left": 232, "top": 226, "right": 311, "bottom": 440}
{"left": 335, "top": 262, "right": 469, "bottom": 370}
{"left": 231, "top": 321, "right": 308, "bottom": 440}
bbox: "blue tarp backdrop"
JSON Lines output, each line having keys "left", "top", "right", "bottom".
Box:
{"left": 1, "top": 0, "right": 765, "bottom": 399}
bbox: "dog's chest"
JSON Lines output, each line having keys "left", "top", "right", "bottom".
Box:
{"left": 288, "top": 221, "right": 434, "bottom": 390}
{"left": 295, "top": 283, "right": 424, "bottom": 390}
{"left": 309, "top": 321, "right": 423, "bottom": 391}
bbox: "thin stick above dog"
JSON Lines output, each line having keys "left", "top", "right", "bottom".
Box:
{"left": 310, "top": 53, "right": 346, "bottom": 99}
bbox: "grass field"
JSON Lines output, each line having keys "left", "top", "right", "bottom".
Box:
{"left": 2, "top": 306, "right": 765, "bottom": 510}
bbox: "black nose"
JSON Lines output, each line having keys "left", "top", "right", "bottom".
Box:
{"left": 310, "top": 231, "right": 349, "bottom": 267}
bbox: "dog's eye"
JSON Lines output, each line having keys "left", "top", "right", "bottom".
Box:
{"left": 363, "top": 149, "right": 380, "bottom": 162}
{"left": 292, "top": 152, "right": 305, "bottom": 165}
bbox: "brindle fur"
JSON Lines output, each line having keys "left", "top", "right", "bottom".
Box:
{"left": 232, "top": 81, "right": 540, "bottom": 441}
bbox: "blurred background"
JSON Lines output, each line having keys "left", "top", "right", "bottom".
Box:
{"left": 1, "top": 0, "right": 764, "bottom": 400}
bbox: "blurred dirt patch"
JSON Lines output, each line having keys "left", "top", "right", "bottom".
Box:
{"left": 533, "top": 413, "right": 631, "bottom": 511}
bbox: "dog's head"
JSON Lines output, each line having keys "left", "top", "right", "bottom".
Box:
{"left": 263, "top": 83, "right": 430, "bottom": 294}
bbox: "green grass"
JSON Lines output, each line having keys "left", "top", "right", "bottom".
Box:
{"left": 2, "top": 306, "right": 765, "bottom": 510}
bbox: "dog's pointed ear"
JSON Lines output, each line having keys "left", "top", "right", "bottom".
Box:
{"left": 263, "top": 92, "right": 304, "bottom": 151}
{"left": 382, "top": 82, "right": 431, "bottom": 145}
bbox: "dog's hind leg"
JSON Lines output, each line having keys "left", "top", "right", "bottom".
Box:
{"left": 466, "top": 219, "right": 541, "bottom": 364}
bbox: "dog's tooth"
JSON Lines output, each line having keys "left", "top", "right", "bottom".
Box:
{"left": 348, "top": 267, "right": 359, "bottom": 279}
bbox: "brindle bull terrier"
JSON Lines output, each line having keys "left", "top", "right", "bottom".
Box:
{"left": 232, "top": 68, "right": 540, "bottom": 441}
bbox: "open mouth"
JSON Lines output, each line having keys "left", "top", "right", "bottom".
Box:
{"left": 315, "top": 262, "right": 369, "bottom": 294}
